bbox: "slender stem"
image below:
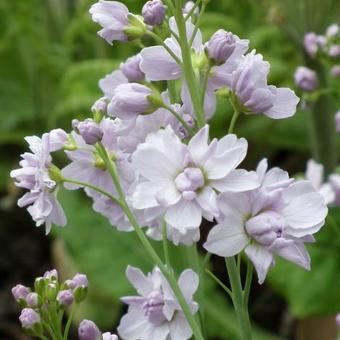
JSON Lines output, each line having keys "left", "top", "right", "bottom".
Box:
{"left": 146, "top": 30, "right": 182, "bottom": 65}
{"left": 63, "top": 178, "right": 120, "bottom": 206}
{"left": 39, "top": 335, "right": 50, "bottom": 340}
{"left": 228, "top": 109, "right": 240, "bottom": 134}
{"left": 162, "top": 220, "right": 171, "bottom": 268}
{"left": 162, "top": 0, "right": 176, "bottom": 15}
{"left": 167, "top": 80, "right": 178, "bottom": 103}
{"left": 205, "top": 269, "right": 232, "bottom": 298}
{"left": 173, "top": 1, "right": 205, "bottom": 127}
{"left": 98, "top": 144, "right": 204, "bottom": 340}
{"left": 200, "top": 65, "right": 212, "bottom": 108}
{"left": 63, "top": 305, "right": 76, "bottom": 340}
{"left": 164, "top": 104, "right": 194, "bottom": 134}
{"left": 243, "top": 259, "right": 253, "bottom": 310}
{"left": 225, "top": 257, "right": 253, "bottom": 340}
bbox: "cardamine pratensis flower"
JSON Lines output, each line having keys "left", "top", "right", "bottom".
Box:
{"left": 294, "top": 66, "right": 318, "bottom": 92}
{"left": 205, "top": 159, "right": 328, "bottom": 283}
{"left": 79, "top": 320, "right": 118, "bottom": 340}
{"left": 117, "top": 266, "right": 198, "bottom": 340}
{"left": 120, "top": 54, "right": 145, "bottom": 82}
{"left": 142, "top": 0, "right": 166, "bottom": 26}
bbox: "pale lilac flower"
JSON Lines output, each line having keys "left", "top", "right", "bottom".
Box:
{"left": 49, "top": 129, "right": 68, "bottom": 151}
{"left": 204, "top": 159, "right": 328, "bottom": 284}
{"left": 78, "top": 320, "right": 102, "bottom": 340}
{"left": 92, "top": 97, "right": 108, "bottom": 113}
{"left": 329, "top": 45, "right": 340, "bottom": 58}
{"left": 107, "top": 83, "right": 155, "bottom": 119}
{"left": 19, "top": 308, "right": 41, "bottom": 329}
{"left": 294, "top": 66, "right": 318, "bottom": 92}
{"left": 120, "top": 54, "right": 145, "bottom": 82}
{"left": 103, "top": 333, "right": 119, "bottom": 340}
{"left": 228, "top": 52, "right": 299, "bottom": 119}
{"left": 206, "top": 30, "right": 248, "bottom": 65}
{"left": 89, "top": 1, "right": 129, "bottom": 45}
{"left": 26, "top": 293, "right": 39, "bottom": 308}
{"left": 12, "top": 284, "right": 30, "bottom": 302}
{"left": 10, "top": 133, "right": 66, "bottom": 234}
{"left": 76, "top": 119, "right": 104, "bottom": 145}
{"left": 118, "top": 266, "right": 198, "bottom": 340}
{"left": 66, "top": 273, "right": 89, "bottom": 289}
{"left": 99, "top": 70, "right": 128, "bottom": 101}
{"left": 336, "top": 313, "right": 340, "bottom": 327}
{"left": 183, "top": 1, "right": 199, "bottom": 15}
{"left": 335, "top": 111, "right": 340, "bottom": 132}
{"left": 326, "top": 24, "right": 339, "bottom": 38}
{"left": 142, "top": 1, "right": 166, "bottom": 26}
{"left": 57, "top": 290, "right": 74, "bottom": 307}
{"left": 305, "top": 159, "right": 335, "bottom": 205}
{"left": 329, "top": 174, "right": 340, "bottom": 205}
{"left": 331, "top": 65, "right": 340, "bottom": 78}
{"left": 131, "top": 125, "right": 259, "bottom": 237}
{"left": 304, "top": 32, "right": 319, "bottom": 58}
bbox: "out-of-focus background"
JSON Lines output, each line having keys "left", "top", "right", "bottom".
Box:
{"left": 1, "top": 0, "right": 340, "bottom": 339}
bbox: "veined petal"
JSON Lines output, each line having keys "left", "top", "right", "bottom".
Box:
{"left": 275, "top": 242, "right": 310, "bottom": 270}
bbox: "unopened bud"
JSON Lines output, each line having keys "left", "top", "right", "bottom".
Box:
{"left": 12, "top": 284, "right": 30, "bottom": 303}
{"left": 142, "top": 0, "right": 166, "bottom": 26}
{"left": 26, "top": 293, "right": 39, "bottom": 308}
{"left": 121, "top": 55, "right": 144, "bottom": 82}
{"left": 19, "top": 308, "right": 41, "bottom": 330}
{"left": 57, "top": 290, "right": 74, "bottom": 307}
{"left": 77, "top": 119, "right": 104, "bottom": 145}
{"left": 78, "top": 320, "right": 101, "bottom": 340}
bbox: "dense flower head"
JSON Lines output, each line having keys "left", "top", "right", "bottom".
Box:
{"left": 205, "top": 159, "right": 328, "bottom": 283}
{"left": 10, "top": 131, "right": 67, "bottom": 233}
{"left": 294, "top": 66, "right": 318, "bottom": 92}
{"left": 142, "top": 0, "right": 166, "bottom": 26}
{"left": 131, "top": 125, "right": 259, "bottom": 244}
{"left": 118, "top": 266, "right": 198, "bottom": 340}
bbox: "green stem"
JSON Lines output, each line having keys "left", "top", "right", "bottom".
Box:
{"left": 173, "top": 0, "right": 205, "bottom": 127}
{"left": 225, "top": 257, "right": 253, "bottom": 340}
{"left": 63, "top": 305, "right": 76, "bottom": 340}
{"left": 205, "top": 269, "right": 232, "bottom": 298}
{"left": 98, "top": 143, "right": 204, "bottom": 340}
{"left": 243, "top": 259, "right": 253, "bottom": 313}
{"left": 305, "top": 55, "right": 337, "bottom": 175}
{"left": 164, "top": 104, "right": 195, "bottom": 134}
{"left": 162, "top": 220, "right": 171, "bottom": 268}
{"left": 228, "top": 109, "right": 240, "bottom": 134}
{"left": 146, "top": 30, "right": 182, "bottom": 65}
{"left": 167, "top": 80, "right": 178, "bottom": 103}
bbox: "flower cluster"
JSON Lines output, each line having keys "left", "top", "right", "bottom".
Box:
{"left": 12, "top": 270, "right": 89, "bottom": 338}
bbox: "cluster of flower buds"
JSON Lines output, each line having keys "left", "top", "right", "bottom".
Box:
{"left": 12, "top": 270, "right": 88, "bottom": 338}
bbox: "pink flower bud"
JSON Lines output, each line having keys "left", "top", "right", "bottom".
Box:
{"left": 121, "top": 55, "right": 144, "bottom": 82}
{"left": 77, "top": 119, "right": 104, "bottom": 145}
{"left": 78, "top": 320, "right": 102, "bottom": 340}
{"left": 294, "top": 66, "right": 318, "bottom": 92}
{"left": 12, "top": 284, "right": 30, "bottom": 302}
{"left": 26, "top": 293, "right": 39, "bottom": 308}
{"left": 19, "top": 308, "right": 41, "bottom": 329}
{"left": 57, "top": 290, "right": 74, "bottom": 307}
{"left": 142, "top": 0, "right": 166, "bottom": 26}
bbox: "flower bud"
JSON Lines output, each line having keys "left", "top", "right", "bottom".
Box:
{"left": 108, "top": 83, "right": 161, "bottom": 119}
{"left": 78, "top": 320, "right": 102, "bottom": 340}
{"left": 45, "top": 283, "right": 58, "bottom": 301}
{"left": 294, "top": 66, "right": 318, "bottom": 92}
{"left": 183, "top": 1, "right": 199, "bottom": 15}
{"left": 43, "top": 269, "right": 58, "bottom": 281}
{"left": 26, "top": 293, "right": 39, "bottom": 308}
{"left": 49, "top": 129, "right": 68, "bottom": 152}
{"left": 206, "top": 30, "right": 238, "bottom": 64}
{"left": 329, "top": 45, "right": 340, "bottom": 58}
{"left": 326, "top": 24, "right": 339, "bottom": 38}
{"left": 304, "top": 32, "right": 319, "bottom": 58}
{"left": 19, "top": 308, "right": 41, "bottom": 329}
{"left": 12, "top": 284, "right": 30, "bottom": 303}
{"left": 72, "top": 273, "right": 89, "bottom": 288}
{"left": 57, "top": 290, "right": 74, "bottom": 307}
{"left": 77, "top": 119, "right": 104, "bottom": 145}
{"left": 91, "top": 97, "right": 108, "bottom": 114}
{"left": 335, "top": 111, "right": 340, "bottom": 133}
{"left": 142, "top": 1, "right": 166, "bottom": 26}
{"left": 121, "top": 55, "right": 144, "bottom": 82}
{"left": 331, "top": 65, "right": 340, "bottom": 78}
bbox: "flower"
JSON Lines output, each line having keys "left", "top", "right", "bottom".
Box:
{"left": 120, "top": 54, "right": 145, "bottom": 82}
{"left": 304, "top": 32, "right": 319, "bottom": 58}
{"left": 228, "top": 52, "right": 299, "bottom": 119}
{"left": 305, "top": 159, "right": 335, "bottom": 205}
{"left": 294, "top": 66, "right": 318, "bottom": 92}
{"left": 108, "top": 83, "right": 160, "bottom": 119}
{"left": 75, "top": 119, "right": 104, "bottom": 145}
{"left": 89, "top": 1, "right": 145, "bottom": 44}
{"left": 206, "top": 30, "right": 248, "bottom": 65}
{"left": 10, "top": 133, "right": 66, "bottom": 234}
{"left": 331, "top": 66, "right": 340, "bottom": 78}
{"left": 326, "top": 24, "right": 340, "bottom": 38}
{"left": 335, "top": 111, "right": 340, "bottom": 132}
{"left": 204, "top": 159, "right": 328, "bottom": 283}
{"left": 131, "top": 125, "right": 259, "bottom": 238}
{"left": 118, "top": 266, "right": 198, "bottom": 340}
{"left": 142, "top": 0, "right": 166, "bottom": 26}
{"left": 12, "top": 284, "right": 30, "bottom": 302}
{"left": 329, "top": 174, "right": 340, "bottom": 205}
{"left": 19, "top": 308, "right": 41, "bottom": 329}
{"left": 57, "top": 290, "right": 74, "bottom": 307}
{"left": 183, "top": 1, "right": 199, "bottom": 15}
{"left": 78, "top": 320, "right": 102, "bottom": 340}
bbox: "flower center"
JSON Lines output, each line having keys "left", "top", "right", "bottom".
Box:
{"left": 142, "top": 292, "right": 166, "bottom": 325}
{"left": 174, "top": 167, "right": 205, "bottom": 200}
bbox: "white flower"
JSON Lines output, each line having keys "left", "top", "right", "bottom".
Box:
{"left": 118, "top": 266, "right": 198, "bottom": 340}
{"left": 204, "top": 159, "right": 328, "bottom": 283}
{"left": 131, "top": 125, "right": 259, "bottom": 238}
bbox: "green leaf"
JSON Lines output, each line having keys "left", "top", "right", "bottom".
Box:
{"left": 268, "top": 208, "right": 340, "bottom": 317}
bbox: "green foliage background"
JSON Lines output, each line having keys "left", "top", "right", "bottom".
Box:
{"left": 2, "top": 0, "right": 340, "bottom": 338}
